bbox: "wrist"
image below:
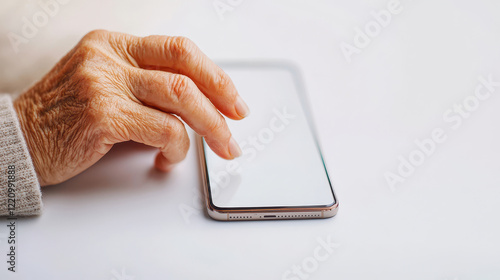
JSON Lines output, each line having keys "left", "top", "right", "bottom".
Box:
{"left": 13, "top": 94, "right": 48, "bottom": 186}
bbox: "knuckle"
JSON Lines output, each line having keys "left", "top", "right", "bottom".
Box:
{"left": 76, "top": 30, "right": 114, "bottom": 62}
{"left": 143, "top": 34, "right": 163, "bottom": 43}
{"left": 166, "top": 118, "right": 184, "bottom": 143}
{"left": 73, "top": 41, "right": 97, "bottom": 60}
{"left": 88, "top": 95, "right": 113, "bottom": 122}
{"left": 73, "top": 39, "right": 106, "bottom": 63}
{"left": 160, "top": 115, "right": 178, "bottom": 141}
{"left": 169, "top": 75, "right": 194, "bottom": 104}
{"left": 206, "top": 115, "right": 228, "bottom": 136}
{"left": 68, "top": 47, "right": 126, "bottom": 96}
{"left": 168, "top": 36, "right": 196, "bottom": 60}
{"left": 215, "top": 72, "right": 232, "bottom": 93}
{"left": 83, "top": 29, "right": 109, "bottom": 41}
{"left": 138, "top": 35, "right": 164, "bottom": 54}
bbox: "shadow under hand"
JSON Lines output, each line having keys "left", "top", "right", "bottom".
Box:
{"left": 42, "top": 141, "right": 172, "bottom": 197}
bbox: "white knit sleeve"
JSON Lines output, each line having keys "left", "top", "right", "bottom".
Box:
{"left": 0, "top": 94, "right": 42, "bottom": 216}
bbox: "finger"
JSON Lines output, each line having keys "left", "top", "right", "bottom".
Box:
{"left": 129, "top": 68, "right": 241, "bottom": 160}
{"left": 109, "top": 102, "right": 190, "bottom": 171}
{"left": 120, "top": 35, "right": 250, "bottom": 120}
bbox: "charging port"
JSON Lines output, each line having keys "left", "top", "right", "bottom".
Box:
{"left": 263, "top": 215, "right": 276, "bottom": 218}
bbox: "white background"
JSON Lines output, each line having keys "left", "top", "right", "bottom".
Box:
{"left": 1, "top": 0, "right": 500, "bottom": 279}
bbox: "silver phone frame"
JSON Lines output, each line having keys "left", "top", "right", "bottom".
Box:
{"left": 198, "top": 61, "right": 339, "bottom": 221}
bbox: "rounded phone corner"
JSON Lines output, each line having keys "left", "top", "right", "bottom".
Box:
{"left": 206, "top": 203, "right": 228, "bottom": 221}
{"left": 322, "top": 202, "right": 339, "bottom": 218}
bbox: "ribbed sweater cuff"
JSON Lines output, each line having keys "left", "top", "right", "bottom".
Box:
{"left": 0, "top": 94, "right": 42, "bottom": 216}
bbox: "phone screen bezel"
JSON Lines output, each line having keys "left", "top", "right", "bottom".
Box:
{"left": 200, "top": 61, "right": 338, "bottom": 213}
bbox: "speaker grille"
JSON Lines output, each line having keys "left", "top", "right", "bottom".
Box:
{"left": 228, "top": 212, "right": 322, "bottom": 220}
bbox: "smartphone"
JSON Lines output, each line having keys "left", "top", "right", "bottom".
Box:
{"left": 197, "top": 62, "right": 338, "bottom": 221}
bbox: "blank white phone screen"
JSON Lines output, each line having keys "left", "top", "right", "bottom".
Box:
{"left": 203, "top": 64, "right": 335, "bottom": 208}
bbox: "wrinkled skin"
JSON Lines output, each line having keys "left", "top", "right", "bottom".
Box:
{"left": 14, "top": 30, "right": 249, "bottom": 186}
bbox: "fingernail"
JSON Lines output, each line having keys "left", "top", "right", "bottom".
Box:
{"left": 234, "top": 96, "right": 250, "bottom": 118}
{"left": 228, "top": 136, "right": 242, "bottom": 158}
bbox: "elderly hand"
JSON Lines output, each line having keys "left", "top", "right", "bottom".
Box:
{"left": 13, "top": 30, "right": 249, "bottom": 186}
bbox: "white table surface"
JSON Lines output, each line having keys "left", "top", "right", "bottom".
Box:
{"left": 1, "top": 0, "right": 500, "bottom": 279}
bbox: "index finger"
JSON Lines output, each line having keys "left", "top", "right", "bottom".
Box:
{"left": 120, "top": 34, "right": 250, "bottom": 120}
